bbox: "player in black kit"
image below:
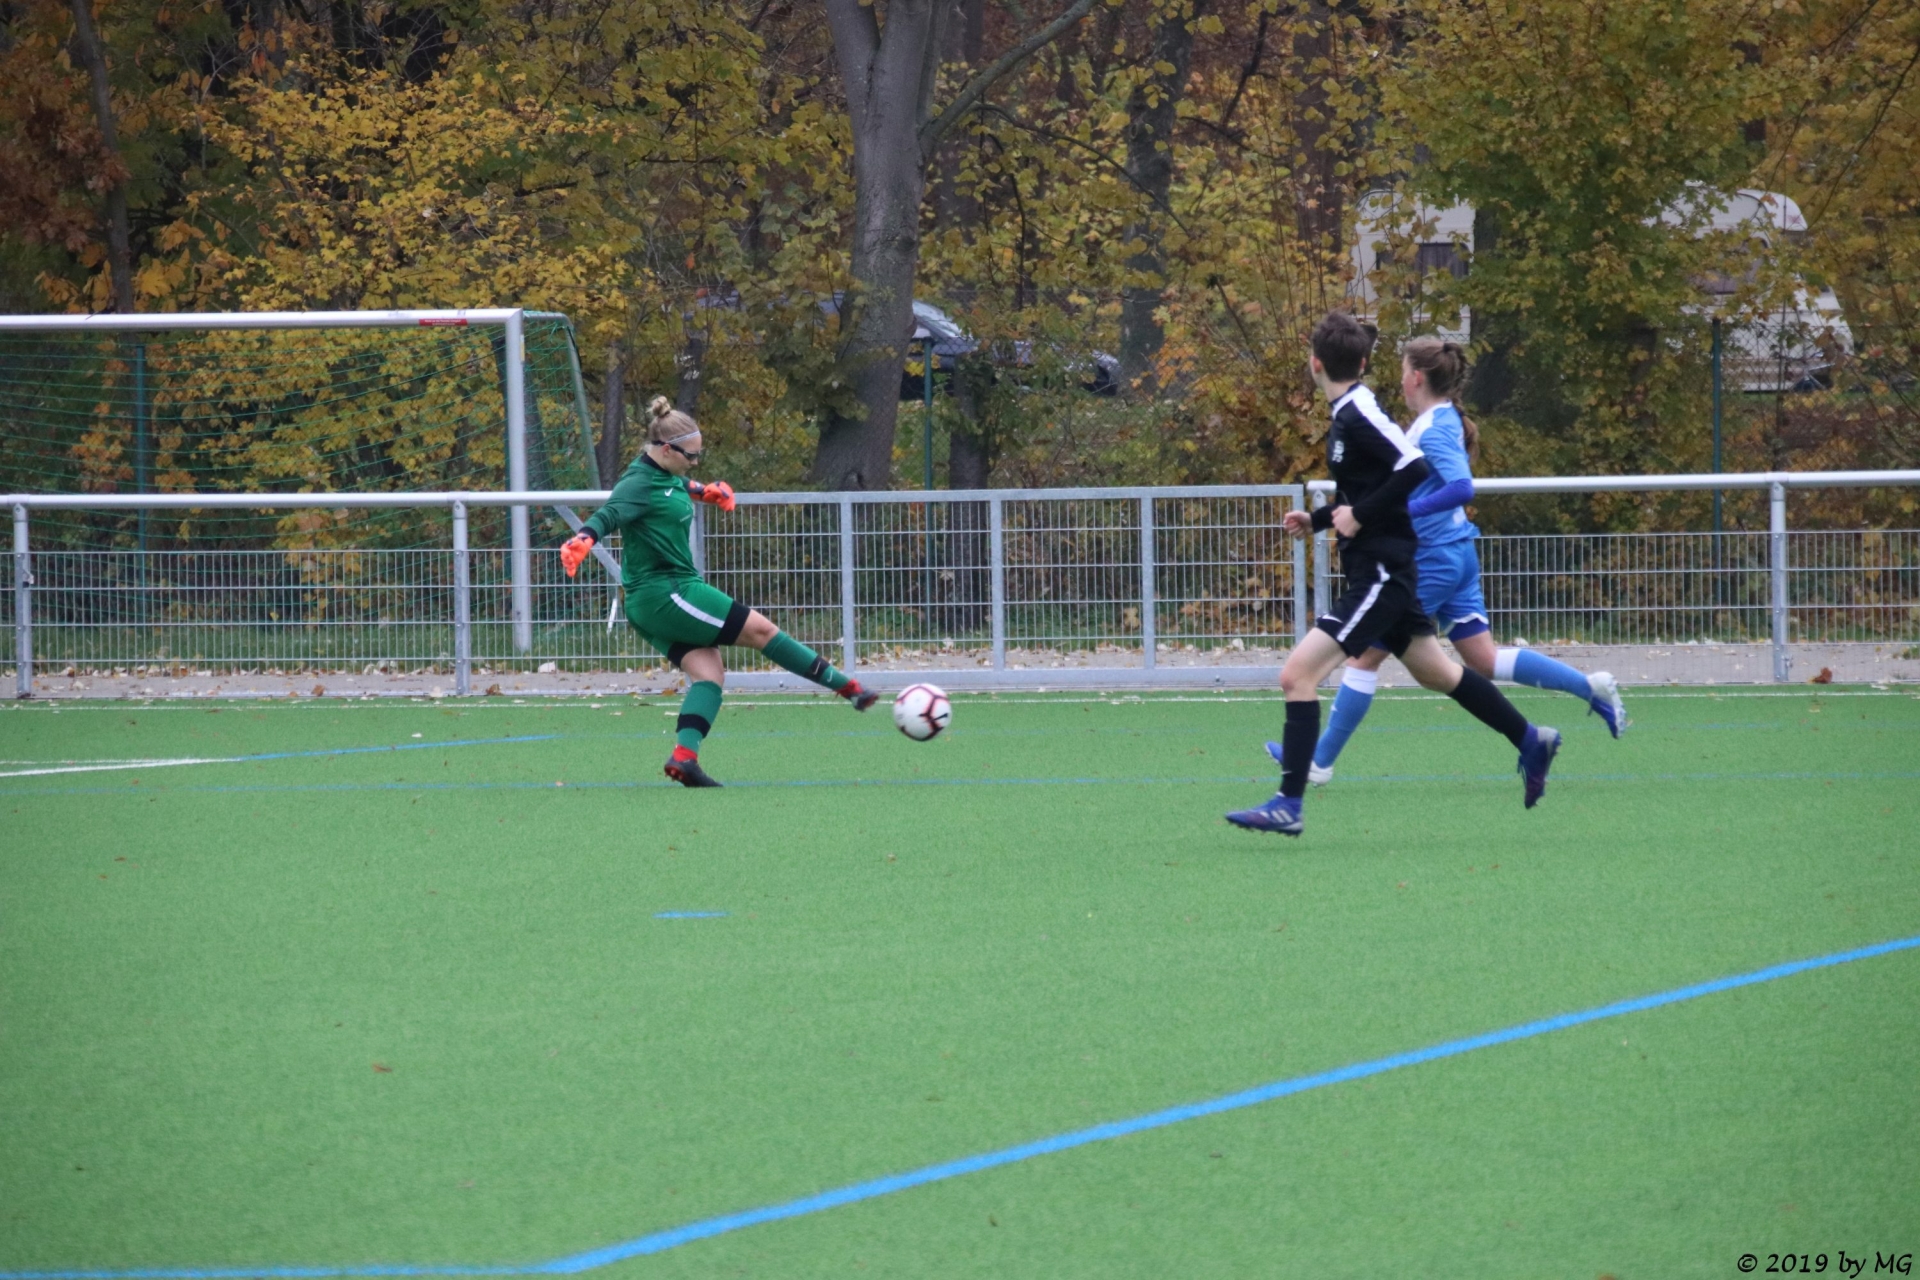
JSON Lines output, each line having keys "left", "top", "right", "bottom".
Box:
{"left": 1227, "top": 313, "right": 1562, "bottom": 836}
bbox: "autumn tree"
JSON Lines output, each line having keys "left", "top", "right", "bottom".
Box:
{"left": 814, "top": 0, "right": 1097, "bottom": 489}
{"left": 1379, "top": 0, "right": 1782, "bottom": 496}
{"left": 1764, "top": 0, "right": 1920, "bottom": 477}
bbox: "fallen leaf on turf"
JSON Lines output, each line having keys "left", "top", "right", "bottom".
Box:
{"left": 372, "top": 1063, "right": 392, "bottom": 1073}
{"left": 1810, "top": 667, "right": 1834, "bottom": 684}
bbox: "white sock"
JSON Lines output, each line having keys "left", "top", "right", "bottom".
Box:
{"left": 1341, "top": 667, "right": 1380, "bottom": 694}
{"left": 1493, "top": 647, "right": 1519, "bottom": 682}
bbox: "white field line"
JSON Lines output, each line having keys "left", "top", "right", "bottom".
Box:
{"left": 0, "top": 757, "right": 240, "bottom": 778}
{"left": 0, "top": 758, "right": 189, "bottom": 765}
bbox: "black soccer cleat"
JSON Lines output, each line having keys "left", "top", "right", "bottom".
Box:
{"left": 664, "top": 751, "right": 723, "bottom": 788}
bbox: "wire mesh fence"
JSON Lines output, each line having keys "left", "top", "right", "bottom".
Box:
{"left": 1154, "top": 494, "right": 1301, "bottom": 655}
{"left": 1470, "top": 533, "right": 1777, "bottom": 645}
{"left": 852, "top": 499, "right": 994, "bottom": 663}
{"left": 6, "top": 477, "right": 1920, "bottom": 693}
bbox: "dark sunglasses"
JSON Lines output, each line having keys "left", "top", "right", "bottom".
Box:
{"left": 665, "top": 439, "right": 703, "bottom": 463}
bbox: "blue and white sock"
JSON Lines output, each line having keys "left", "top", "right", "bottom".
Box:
{"left": 1496, "top": 647, "right": 1594, "bottom": 700}
{"left": 1314, "top": 666, "right": 1379, "bottom": 769}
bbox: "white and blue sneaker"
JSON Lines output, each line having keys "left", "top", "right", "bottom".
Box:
{"left": 1265, "top": 739, "right": 1335, "bottom": 786}
{"left": 1226, "top": 793, "right": 1305, "bottom": 836}
{"left": 1586, "top": 672, "right": 1627, "bottom": 738}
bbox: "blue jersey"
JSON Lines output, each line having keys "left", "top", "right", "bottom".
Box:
{"left": 1405, "top": 403, "right": 1478, "bottom": 547}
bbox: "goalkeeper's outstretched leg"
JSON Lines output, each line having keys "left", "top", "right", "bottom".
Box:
{"left": 660, "top": 611, "right": 877, "bottom": 787}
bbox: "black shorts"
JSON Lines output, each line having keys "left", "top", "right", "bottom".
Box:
{"left": 1316, "top": 545, "right": 1436, "bottom": 659}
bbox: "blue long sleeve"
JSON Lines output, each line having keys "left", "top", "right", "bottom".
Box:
{"left": 1408, "top": 476, "right": 1474, "bottom": 519}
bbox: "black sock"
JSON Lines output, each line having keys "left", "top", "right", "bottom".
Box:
{"left": 1448, "top": 667, "right": 1530, "bottom": 749}
{"left": 1281, "top": 700, "right": 1320, "bottom": 798}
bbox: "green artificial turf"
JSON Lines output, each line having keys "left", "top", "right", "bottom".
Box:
{"left": 1, "top": 687, "right": 1917, "bottom": 1278}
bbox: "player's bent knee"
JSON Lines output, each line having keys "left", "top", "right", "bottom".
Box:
{"left": 1279, "top": 661, "right": 1321, "bottom": 699}
{"left": 738, "top": 610, "right": 778, "bottom": 649}
{"left": 676, "top": 647, "right": 727, "bottom": 685}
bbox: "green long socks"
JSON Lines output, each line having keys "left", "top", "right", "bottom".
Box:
{"left": 762, "top": 631, "right": 851, "bottom": 692}
{"left": 675, "top": 635, "right": 845, "bottom": 760}
{"left": 676, "top": 679, "right": 725, "bottom": 752}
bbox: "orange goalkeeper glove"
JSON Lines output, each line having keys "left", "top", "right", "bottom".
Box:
{"left": 689, "top": 480, "right": 736, "bottom": 512}
{"left": 560, "top": 532, "right": 595, "bottom": 578}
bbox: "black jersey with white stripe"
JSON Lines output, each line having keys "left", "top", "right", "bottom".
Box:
{"left": 1312, "top": 384, "right": 1432, "bottom": 557}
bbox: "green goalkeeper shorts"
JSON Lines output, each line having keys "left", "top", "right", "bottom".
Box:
{"left": 625, "top": 579, "right": 751, "bottom": 665}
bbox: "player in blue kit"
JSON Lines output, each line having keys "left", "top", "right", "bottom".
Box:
{"left": 1303, "top": 336, "right": 1627, "bottom": 787}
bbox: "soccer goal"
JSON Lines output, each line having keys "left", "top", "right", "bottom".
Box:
{"left": 0, "top": 309, "right": 601, "bottom": 656}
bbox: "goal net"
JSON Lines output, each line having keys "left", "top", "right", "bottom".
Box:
{"left": 1, "top": 310, "right": 614, "bottom": 680}
{"left": 0, "top": 310, "right": 595, "bottom": 551}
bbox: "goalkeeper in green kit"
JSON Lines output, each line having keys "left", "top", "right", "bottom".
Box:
{"left": 561, "top": 396, "right": 879, "bottom": 787}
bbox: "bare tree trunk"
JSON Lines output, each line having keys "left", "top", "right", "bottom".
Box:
{"left": 1291, "top": 0, "right": 1344, "bottom": 255}
{"left": 1116, "top": 1, "right": 1204, "bottom": 396}
{"left": 933, "top": 0, "right": 986, "bottom": 230}
{"left": 941, "top": 0, "right": 991, "bottom": 492}
{"left": 1466, "top": 205, "right": 1518, "bottom": 417}
{"left": 67, "top": 0, "right": 134, "bottom": 314}
{"left": 597, "top": 342, "right": 627, "bottom": 486}
{"left": 816, "top": 0, "right": 1098, "bottom": 490}
{"left": 814, "top": 0, "right": 944, "bottom": 491}
{"left": 948, "top": 353, "right": 992, "bottom": 489}
{"left": 946, "top": 356, "right": 993, "bottom": 635}
{"left": 674, "top": 327, "right": 708, "bottom": 415}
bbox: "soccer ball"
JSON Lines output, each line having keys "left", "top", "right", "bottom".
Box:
{"left": 891, "top": 683, "right": 952, "bottom": 741}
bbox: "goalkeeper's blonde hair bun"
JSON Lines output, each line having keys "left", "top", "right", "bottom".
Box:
{"left": 646, "top": 395, "right": 700, "bottom": 445}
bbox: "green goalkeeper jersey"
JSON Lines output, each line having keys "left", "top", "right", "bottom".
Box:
{"left": 582, "top": 455, "right": 700, "bottom": 594}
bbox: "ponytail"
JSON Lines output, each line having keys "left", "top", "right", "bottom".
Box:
{"left": 1403, "top": 335, "right": 1477, "bottom": 456}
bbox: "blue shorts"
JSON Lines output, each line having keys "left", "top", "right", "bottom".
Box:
{"left": 1372, "top": 539, "right": 1489, "bottom": 646}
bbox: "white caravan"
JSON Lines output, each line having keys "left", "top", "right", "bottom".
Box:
{"left": 1349, "top": 188, "right": 1853, "bottom": 391}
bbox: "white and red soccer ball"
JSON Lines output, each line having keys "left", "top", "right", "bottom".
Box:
{"left": 891, "top": 683, "right": 952, "bottom": 741}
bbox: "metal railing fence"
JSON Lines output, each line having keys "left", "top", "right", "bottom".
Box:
{"left": 4, "top": 486, "right": 1311, "bottom": 694}
{"left": 7, "top": 471, "right": 1920, "bottom": 696}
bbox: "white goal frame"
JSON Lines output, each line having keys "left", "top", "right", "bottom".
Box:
{"left": 0, "top": 308, "right": 592, "bottom": 653}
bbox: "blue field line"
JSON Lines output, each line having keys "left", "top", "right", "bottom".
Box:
{"left": 4, "top": 933, "right": 1916, "bottom": 1280}
{"left": 653, "top": 911, "right": 728, "bottom": 919}
{"left": 4, "top": 766, "right": 1920, "bottom": 801}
